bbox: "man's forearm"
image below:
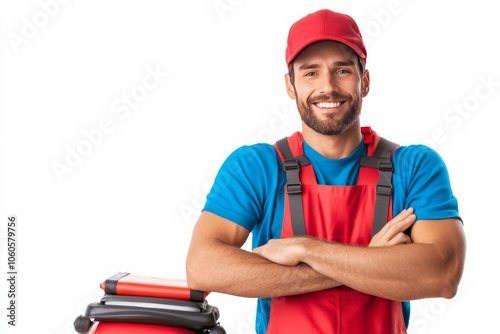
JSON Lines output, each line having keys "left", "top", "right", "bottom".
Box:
{"left": 254, "top": 212, "right": 465, "bottom": 301}
{"left": 302, "top": 240, "right": 435, "bottom": 300}
{"left": 297, "top": 234, "right": 463, "bottom": 301}
{"left": 186, "top": 241, "right": 341, "bottom": 298}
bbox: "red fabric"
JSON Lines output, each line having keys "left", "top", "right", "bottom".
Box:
{"left": 267, "top": 128, "right": 406, "bottom": 334}
{"left": 99, "top": 274, "right": 208, "bottom": 301}
{"left": 89, "top": 322, "right": 196, "bottom": 334}
{"left": 285, "top": 9, "right": 367, "bottom": 66}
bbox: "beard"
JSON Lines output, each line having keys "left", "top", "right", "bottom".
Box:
{"left": 296, "top": 91, "right": 361, "bottom": 136}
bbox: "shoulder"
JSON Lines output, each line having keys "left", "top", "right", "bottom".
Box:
{"left": 205, "top": 143, "right": 284, "bottom": 230}
{"left": 394, "top": 144, "right": 443, "bottom": 160}
{"left": 212, "top": 143, "right": 284, "bottom": 192}
{"left": 224, "top": 143, "right": 282, "bottom": 172}
{"left": 393, "top": 144, "right": 448, "bottom": 174}
{"left": 392, "top": 144, "right": 455, "bottom": 198}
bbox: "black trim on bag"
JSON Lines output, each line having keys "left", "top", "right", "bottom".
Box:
{"left": 103, "top": 272, "right": 130, "bottom": 295}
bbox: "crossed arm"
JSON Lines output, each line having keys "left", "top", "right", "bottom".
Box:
{"left": 186, "top": 210, "right": 339, "bottom": 298}
{"left": 186, "top": 208, "right": 466, "bottom": 301}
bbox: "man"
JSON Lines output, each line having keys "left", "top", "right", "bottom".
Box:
{"left": 186, "top": 8, "right": 465, "bottom": 334}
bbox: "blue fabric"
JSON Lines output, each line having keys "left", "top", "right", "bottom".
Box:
{"left": 203, "top": 139, "right": 460, "bottom": 334}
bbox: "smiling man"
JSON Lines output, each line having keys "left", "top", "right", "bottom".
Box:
{"left": 186, "top": 9, "right": 465, "bottom": 334}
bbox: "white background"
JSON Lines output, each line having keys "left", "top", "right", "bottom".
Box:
{"left": 0, "top": 0, "right": 498, "bottom": 333}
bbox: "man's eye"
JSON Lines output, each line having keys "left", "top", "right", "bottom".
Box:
{"left": 305, "top": 72, "right": 316, "bottom": 77}
{"left": 336, "top": 69, "right": 350, "bottom": 74}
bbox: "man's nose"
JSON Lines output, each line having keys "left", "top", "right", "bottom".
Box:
{"left": 318, "top": 74, "right": 338, "bottom": 94}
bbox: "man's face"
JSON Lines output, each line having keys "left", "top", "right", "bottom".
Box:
{"left": 286, "top": 41, "right": 369, "bottom": 136}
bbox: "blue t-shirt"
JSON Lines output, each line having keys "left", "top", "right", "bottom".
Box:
{"left": 203, "top": 139, "right": 460, "bottom": 334}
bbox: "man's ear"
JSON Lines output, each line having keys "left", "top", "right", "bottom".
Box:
{"left": 362, "top": 69, "right": 370, "bottom": 97}
{"left": 285, "top": 73, "right": 296, "bottom": 99}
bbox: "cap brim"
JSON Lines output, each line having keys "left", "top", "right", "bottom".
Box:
{"left": 286, "top": 36, "right": 366, "bottom": 66}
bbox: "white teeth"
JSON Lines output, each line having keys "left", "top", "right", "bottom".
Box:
{"left": 317, "top": 102, "right": 341, "bottom": 108}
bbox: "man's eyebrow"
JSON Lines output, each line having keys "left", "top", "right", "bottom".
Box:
{"left": 297, "top": 63, "right": 320, "bottom": 71}
{"left": 297, "top": 60, "right": 356, "bottom": 71}
{"left": 333, "top": 60, "right": 356, "bottom": 67}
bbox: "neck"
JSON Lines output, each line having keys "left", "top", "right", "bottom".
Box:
{"left": 301, "top": 122, "right": 363, "bottom": 159}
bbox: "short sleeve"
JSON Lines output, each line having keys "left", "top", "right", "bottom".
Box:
{"left": 392, "top": 145, "right": 461, "bottom": 222}
{"left": 203, "top": 144, "right": 282, "bottom": 232}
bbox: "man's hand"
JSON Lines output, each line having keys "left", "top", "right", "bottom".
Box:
{"left": 253, "top": 208, "right": 464, "bottom": 301}
{"left": 254, "top": 208, "right": 416, "bottom": 266}
{"left": 368, "top": 207, "right": 415, "bottom": 247}
{"left": 253, "top": 237, "right": 310, "bottom": 266}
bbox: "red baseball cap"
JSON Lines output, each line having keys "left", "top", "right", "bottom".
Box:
{"left": 285, "top": 9, "right": 367, "bottom": 67}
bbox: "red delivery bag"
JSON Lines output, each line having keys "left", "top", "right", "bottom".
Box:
{"left": 74, "top": 272, "right": 225, "bottom": 334}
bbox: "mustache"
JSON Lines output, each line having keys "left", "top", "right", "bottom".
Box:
{"left": 309, "top": 92, "right": 351, "bottom": 103}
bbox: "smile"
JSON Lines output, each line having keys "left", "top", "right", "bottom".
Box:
{"left": 315, "top": 101, "right": 342, "bottom": 108}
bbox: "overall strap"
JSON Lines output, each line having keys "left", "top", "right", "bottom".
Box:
{"left": 359, "top": 137, "right": 398, "bottom": 237}
{"left": 276, "top": 137, "right": 310, "bottom": 236}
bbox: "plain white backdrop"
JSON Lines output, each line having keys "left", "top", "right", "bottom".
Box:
{"left": 0, "top": 0, "right": 498, "bottom": 333}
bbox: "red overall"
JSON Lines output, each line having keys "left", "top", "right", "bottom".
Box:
{"left": 267, "top": 127, "right": 407, "bottom": 334}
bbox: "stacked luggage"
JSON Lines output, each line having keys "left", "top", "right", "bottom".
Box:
{"left": 74, "top": 272, "right": 225, "bottom": 333}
